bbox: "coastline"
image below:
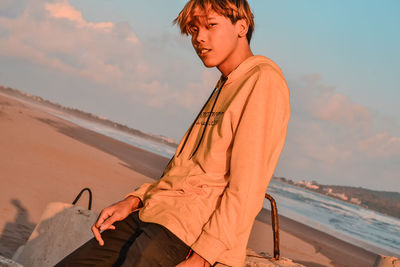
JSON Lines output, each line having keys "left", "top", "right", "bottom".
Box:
{"left": 251, "top": 209, "right": 378, "bottom": 267}
{"left": 0, "top": 93, "right": 379, "bottom": 266}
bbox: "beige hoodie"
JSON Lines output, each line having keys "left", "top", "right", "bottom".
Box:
{"left": 127, "top": 55, "right": 290, "bottom": 266}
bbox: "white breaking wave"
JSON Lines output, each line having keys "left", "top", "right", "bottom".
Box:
{"left": 266, "top": 180, "right": 400, "bottom": 257}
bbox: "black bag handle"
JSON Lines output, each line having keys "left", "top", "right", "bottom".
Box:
{"left": 72, "top": 188, "right": 93, "bottom": 210}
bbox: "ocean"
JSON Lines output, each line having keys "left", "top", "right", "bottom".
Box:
{"left": 267, "top": 180, "right": 400, "bottom": 257}
{"left": 49, "top": 111, "right": 400, "bottom": 258}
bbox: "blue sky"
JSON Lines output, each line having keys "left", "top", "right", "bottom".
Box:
{"left": 0, "top": 0, "right": 399, "bottom": 191}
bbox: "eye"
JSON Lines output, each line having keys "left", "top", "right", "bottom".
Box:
{"left": 207, "top": 23, "right": 217, "bottom": 29}
{"left": 189, "top": 25, "right": 198, "bottom": 34}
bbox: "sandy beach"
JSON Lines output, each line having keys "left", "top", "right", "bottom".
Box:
{"left": 0, "top": 93, "right": 378, "bottom": 266}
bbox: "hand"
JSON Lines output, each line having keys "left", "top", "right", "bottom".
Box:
{"left": 91, "top": 195, "right": 142, "bottom": 246}
{"left": 176, "top": 251, "right": 211, "bottom": 267}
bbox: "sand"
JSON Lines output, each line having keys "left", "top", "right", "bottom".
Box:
{"left": 0, "top": 93, "right": 378, "bottom": 266}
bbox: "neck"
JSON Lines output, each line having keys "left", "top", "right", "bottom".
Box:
{"left": 217, "top": 41, "right": 253, "bottom": 77}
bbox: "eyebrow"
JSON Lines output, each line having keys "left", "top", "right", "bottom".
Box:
{"left": 189, "top": 16, "right": 215, "bottom": 26}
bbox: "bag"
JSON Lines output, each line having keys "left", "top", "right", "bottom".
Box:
{"left": 13, "top": 188, "right": 98, "bottom": 267}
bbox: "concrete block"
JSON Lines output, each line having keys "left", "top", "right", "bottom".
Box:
{"left": 0, "top": 255, "right": 23, "bottom": 267}
{"left": 214, "top": 249, "right": 305, "bottom": 267}
{"left": 11, "top": 202, "right": 306, "bottom": 267}
{"left": 12, "top": 202, "right": 97, "bottom": 267}
{"left": 243, "top": 249, "right": 305, "bottom": 267}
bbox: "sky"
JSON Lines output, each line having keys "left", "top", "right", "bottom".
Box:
{"left": 0, "top": 0, "right": 399, "bottom": 192}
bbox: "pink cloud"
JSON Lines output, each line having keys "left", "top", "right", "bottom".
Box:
{"left": 313, "top": 93, "right": 371, "bottom": 131}
{"left": 358, "top": 132, "right": 400, "bottom": 158}
{"left": 276, "top": 74, "right": 399, "bottom": 189}
{"left": 0, "top": 0, "right": 222, "bottom": 114}
{"left": 45, "top": 1, "right": 84, "bottom": 24}
{"left": 0, "top": 0, "right": 141, "bottom": 85}
{"left": 182, "top": 69, "right": 220, "bottom": 111}
{"left": 44, "top": 0, "right": 116, "bottom": 34}
{"left": 296, "top": 74, "right": 371, "bottom": 131}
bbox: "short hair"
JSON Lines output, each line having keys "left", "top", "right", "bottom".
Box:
{"left": 174, "top": 0, "right": 255, "bottom": 43}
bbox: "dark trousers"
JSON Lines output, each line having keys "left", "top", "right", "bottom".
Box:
{"left": 55, "top": 211, "right": 191, "bottom": 267}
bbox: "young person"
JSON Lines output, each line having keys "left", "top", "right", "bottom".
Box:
{"left": 56, "top": 0, "right": 290, "bottom": 266}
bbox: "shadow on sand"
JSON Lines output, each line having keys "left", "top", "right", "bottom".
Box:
{"left": 0, "top": 199, "right": 36, "bottom": 258}
{"left": 34, "top": 117, "right": 169, "bottom": 180}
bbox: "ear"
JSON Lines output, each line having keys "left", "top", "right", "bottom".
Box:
{"left": 237, "top": 19, "right": 249, "bottom": 38}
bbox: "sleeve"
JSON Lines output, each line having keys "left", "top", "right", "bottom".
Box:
{"left": 190, "top": 68, "right": 291, "bottom": 265}
{"left": 126, "top": 156, "right": 176, "bottom": 202}
{"left": 125, "top": 183, "right": 154, "bottom": 203}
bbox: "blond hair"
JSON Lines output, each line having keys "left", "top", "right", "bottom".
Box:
{"left": 174, "top": 0, "right": 255, "bottom": 43}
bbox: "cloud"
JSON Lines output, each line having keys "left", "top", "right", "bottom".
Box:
{"left": 137, "top": 80, "right": 170, "bottom": 108}
{"left": 313, "top": 93, "right": 371, "bottom": 131}
{"left": 45, "top": 1, "right": 90, "bottom": 26}
{"left": 295, "top": 73, "right": 371, "bottom": 131}
{"left": 0, "top": 0, "right": 140, "bottom": 83}
{"left": 276, "top": 73, "right": 400, "bottom": 191}
{"left": 0, "top": 0, "right": 27, "bottom": 18}
{"left": 358, "top": 132, "right": 400, "bottom": 158}
{"left": 44, "top": 0, "right": 123, "bottom": 35}
{"left": 179, "top": 69, "right": 220, "bottom": 111}
{"left": 0, "top": 0, "right": 217, "bottom": 114}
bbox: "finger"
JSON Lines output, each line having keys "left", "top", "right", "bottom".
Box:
{"left": 100, "top": 224, "right": 116, "bottom": 231}
{"left": 100, "top": 214, "right": 119, "bottom": 231}
{"left": 91, "top": 224, "right": 104, "bottom": 246}
{"left": 95, "top": 209, "right": 113, "bottom": 228}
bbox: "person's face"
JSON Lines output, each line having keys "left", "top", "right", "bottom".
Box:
{"left": 189, "top": 8, "right": 242, "bottom": 72}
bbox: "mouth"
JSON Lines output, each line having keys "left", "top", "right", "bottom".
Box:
{"left": 197, "top": 48, "right": 211, "bottom": 56}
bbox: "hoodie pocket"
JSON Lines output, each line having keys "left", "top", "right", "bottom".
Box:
{"left": 184, "top": 174, "right": 227, "bottom": 196}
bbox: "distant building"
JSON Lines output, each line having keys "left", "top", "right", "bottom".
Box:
{"left": 323, "top": 188, "right": 333, "bottom": 194}
{"left": 297, "top": 180, "right": 319, "bottom": 190}
{"left": 305, "top": 181, "right": 319, "bottom": 190}
{"left": 328, "top": 192, "right": 348, "bottom": 201}
{"left": 350, "top": 197, "right": 362, "bottom": 205}
{"left": 323, "top": 188, "right": 349, "bottom": 201}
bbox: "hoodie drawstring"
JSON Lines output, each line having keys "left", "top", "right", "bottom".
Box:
{"left": 189, "top": 78, "right": 226, "bottom": 159}
{"left": 160, "top": 77, "right": 227, "bottom": 178}
{"left": 176, "top": 88, "right": 218, "bottom": 158}
{"left": 178, "top": 76, "right": 227, "bottom": 159}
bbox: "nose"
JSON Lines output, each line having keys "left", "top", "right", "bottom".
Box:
{"left": 192, "top": 27, "right": 207, "bottom": 45}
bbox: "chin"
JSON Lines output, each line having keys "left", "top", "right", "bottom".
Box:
{"left": 202, "top": 62, "right": 216, "bottom": 68}
{"left": 200, "top": 58, "right": 218, "bottom": 68}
